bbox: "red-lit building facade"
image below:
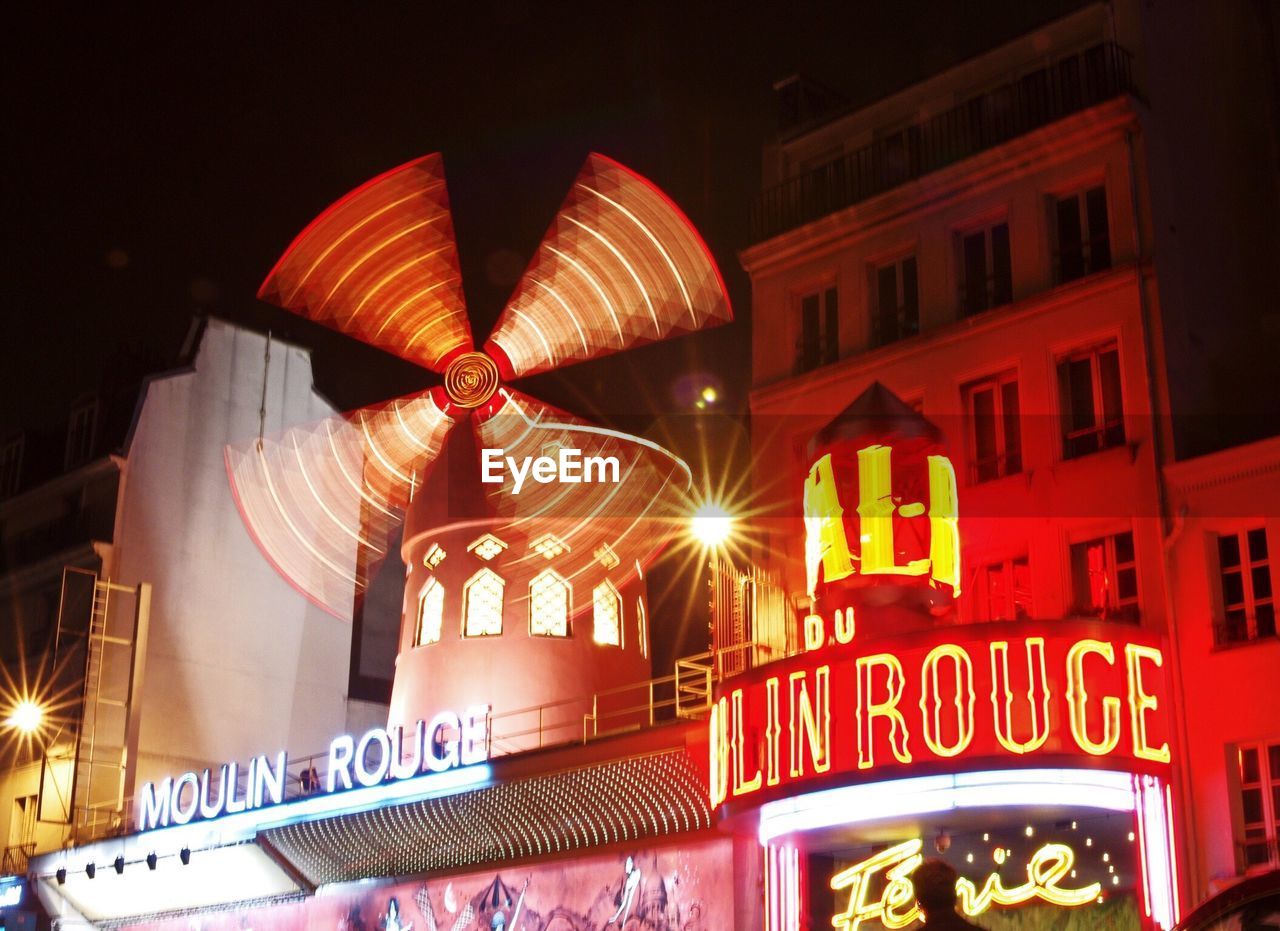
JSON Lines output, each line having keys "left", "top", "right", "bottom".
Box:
{"left": 741, "top": 2, "right": 1280, "bottom": 927}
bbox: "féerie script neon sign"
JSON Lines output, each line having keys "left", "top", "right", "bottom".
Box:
{"left": 831, "top": 837, "right": 1101, "bottom": 930}
{"left": 138, "top": 705, "right": 489, "bottom": 831}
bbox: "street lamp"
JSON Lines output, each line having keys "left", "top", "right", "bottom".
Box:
{"left": 5, "top": 699, "right": 44, "bottom": 735}
{"left": 689, "top": 500, "right": 735, "bottom": 655}
{"left": 690, "top": 502, "right": 733, "bottom": 549}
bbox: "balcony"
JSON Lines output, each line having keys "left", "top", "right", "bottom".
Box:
{"left": 750, "top": 42, "right": 1136, "bottom": 243}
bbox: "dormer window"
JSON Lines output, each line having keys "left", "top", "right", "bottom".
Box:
{"left": 415, "top": 578, "right": 445, "bottom": 646}
{"left": 529, "top": 570, "right": 571, "bottom": 637}
{"left": 593, "top": 581, "right": 622, "bottom": 647}
{"left": 463, "top": 568, "right": 505, "bottom": 637}
{"left": 467, "top": 534, "right": 507, "bottom": 561}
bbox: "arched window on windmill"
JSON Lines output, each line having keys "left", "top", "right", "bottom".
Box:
{"left": 593, "top": 580, "right": 623, "bottom": 647}
{"left": 415, "top": 577, "right": 445, "bottom": 646}
{"left": 463, "top": 567, "right": 505, "bottom": 637}
{"left": 529, "top": 570, "right": 571, "bottom": 638}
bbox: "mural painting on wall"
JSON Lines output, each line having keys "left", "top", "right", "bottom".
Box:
{"left": 122, "top": 842, "right": 731, "bottom": 931}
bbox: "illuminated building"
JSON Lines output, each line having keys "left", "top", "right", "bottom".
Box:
{"left": 0, "top": 320, "right": 390, "bottom": 878}
{"left": 11, "top": 3, "right": 1280, "bottom": 928}
{"left": 741, "top": 2, "right": 1280, "bottom": 927}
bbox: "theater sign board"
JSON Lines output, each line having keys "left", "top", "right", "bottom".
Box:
{"left": 137, "top": 706, "right": 490, "bottom": 832}
{"left": 708, "top": 621, "right": 1172, "bottom": 809}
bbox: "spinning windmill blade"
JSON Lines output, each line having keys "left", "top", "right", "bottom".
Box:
{"left": 229, "top": 153, "right": 731, "bottom": 620}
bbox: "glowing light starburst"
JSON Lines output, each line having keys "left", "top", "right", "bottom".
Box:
{"left": 690, "top": 502, "right": 734, "bottom": 549}
{"left": 6, "top": 699, "right": 43, "bottom": 734}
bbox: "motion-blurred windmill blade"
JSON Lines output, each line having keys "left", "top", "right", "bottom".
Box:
{"left": 225, "top": 389, "right": 457, "bottom": 619}
{"left": 484, "top": 153, "right": 732, "bottom": 379}
{"left": 258, "top": 154, "right": 473, "bottom": 372}
{"left": 475, "top": 388, "right": 691, "bottom": 581}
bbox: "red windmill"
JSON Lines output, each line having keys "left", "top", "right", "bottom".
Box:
{"left": 226, "top": 153, "right": 732, "bottom": 734}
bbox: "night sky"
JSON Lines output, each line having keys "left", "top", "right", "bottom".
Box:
{"left": 3, "top": 2, "right": 1083, "bottom": 436}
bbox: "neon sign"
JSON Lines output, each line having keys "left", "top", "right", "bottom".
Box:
{"left": 804, "top": 444, "right": 960, "bottom": 599}
{"left": 830, "top": 837, "right": 1101, "bottom": 930}
{"left": 138, "top": 706, "right": 489, "bottom": 831}
{"left": 708, "top": 623, "right": 1172, "bottom": 809}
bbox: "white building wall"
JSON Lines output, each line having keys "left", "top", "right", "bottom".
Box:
{"left": 113, "top": 319, "right": 353, "bottom": 785}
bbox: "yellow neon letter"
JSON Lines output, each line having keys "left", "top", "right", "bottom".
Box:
{"left": 919, "top": 644, "right": 975, "bottom": 758}
{"left": 927, "top": 454, "right": 961, "bottom": 594}
{"left": 804, "top": 453, "right": 854, "bottom": 597}
{"left": 989, "top": 638, "right": 1051, "bottom": 754}
{"left": 803, "top": 614, "right": 825, "bottom": 652}
{"left": 857, "top": 653, "right": 913, "bottom": 769}
{"left": 1125, "top": 643, "right": 1171, "bottom": 764}
{"left": 730, "top": 688, "right": 762, "bottom": 796}
{"left": 709, "top": 696, "right": 729, "bottom": 807}
{"left": 1066, "top": 639, "right": 1121, "bottom": 756}
{"left": 831, "top": 839, "right": 922, "bottom": 931}
{"left": 765, "top": 676, "right": 782, "bottom": 786}
{"left": 834, "top": 606, "right": 856, "bottom": 644}
{"left": 789, "top": 666, "right": 831, "bottom": 778}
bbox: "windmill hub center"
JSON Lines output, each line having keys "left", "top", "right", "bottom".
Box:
{"left": 443, "top": 351, "right": 501, "bottom": 407}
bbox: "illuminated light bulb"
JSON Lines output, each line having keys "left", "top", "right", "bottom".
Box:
{"left": 982, "top": 833, "right": 990, "bottom": 842}
{"left": 1071, "top": 820, "right": 1078, "bottom": 830}
{"left": 1102, "top": 852, "right": 1110, "bottom": 863}
{"left": 700, "top": 386, "right": 718, "bottom": 404}
{"left": 1097, "top": 895, "right": 1105, "bottom": 904}
{"left": 6, "top": 700, "right": 43, "bottom": 734}
{"left": 1071, "top": 869, "right": 1077, "bottom": 879}
{"left": 690, "top": 502, "right": 733, "bottom": 548}
{"left": 993, "top": 848, "right": 1006, "bottom": 865}
{"left": 1108, "top": 865, "right": 1115, "bottom": 873}
{"left": 1128, "top": 831, "right": 1135, "bottom": 842}
{"left": 1112, "top": 875, "right": 1120, "bottom": 886}
{"left": 1024, "top": 825, "right": 1034, "bottom": 837}
{"left": 1086, "top": 837, "right": 1093, "bottom": 847}
{"left": 965, "top": 853, "right": 973, "bottom": 864}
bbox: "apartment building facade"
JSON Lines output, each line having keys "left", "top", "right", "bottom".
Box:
{"left": 743, "top": 2, "right": 1279, "bottom": 923}
{"left": 0, "top": 319, "right": 389, "bottom": 881}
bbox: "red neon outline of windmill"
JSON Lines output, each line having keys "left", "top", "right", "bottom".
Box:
{"left": 226, "top": 153, "right": 732, "bottom": 619}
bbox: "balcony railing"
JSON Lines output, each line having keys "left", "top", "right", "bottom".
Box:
{"left": 750, "top": 42, "right": 1135, "bottom": 243}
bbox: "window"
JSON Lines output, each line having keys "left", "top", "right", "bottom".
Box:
{"left": 797, "top": 286, "right": 838, "bottom": 373}
{"left": 415, "top": 578, "right": 445, "bottom": 646}
{"left": 462, "top": 568, "right": 504, "bottom": 637}
{"left": 1054, "top": 185, "right": 1111, "bottom": 283}
{"left": 65, "top": 397, "right": 98, "bottom": 469}
{"left": 873, "top": 255, "right": 918, "bottom": 347}
{"left": 0, "top": 434, "right": 22, "bottom": 498}
{"left": 592, "top": 581, "right": 622, "bottom": 647}
{"left": 971, "top": 556, "right": 1031, "bottom": 621}
{"left": 959, "top": 221, "right": 1012, "bottom": 316}
{"left": 1070, "top": 531, "right": 1138, "bottom": 620}
{"left": 1217, "top": 528, "right": 1275, "bottom": 645}
{"left": 1236, "top": 741, "right": 1280, "bottom": 871}
{"left": 8, "top": 795, "right": 36, "bottom": 848}
{"left": 963, "top": 371, "right": 1021, "bottom": 482}
{"left": 529, "top": 570, "right": 570, "bottom": 637}
{"left": 1057, "top": 342, "right": 1124, "bottom": 458}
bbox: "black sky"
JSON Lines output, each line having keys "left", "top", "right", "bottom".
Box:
{"left": 3, "top": 1, "right": 1083, "bottom": 434}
